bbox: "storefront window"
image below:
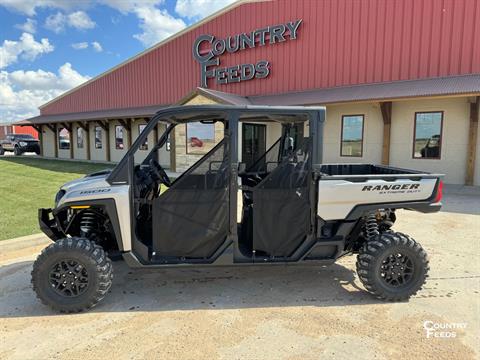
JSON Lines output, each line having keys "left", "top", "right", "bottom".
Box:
{"left": 413, "top": 112, "right": 443, "bottom": 159}
{"left": 186, "top": 123, "right": 215, "bottom": 154}
{"left": 58, "top": 127, "right": 70, "bottom": 150}
{"left": 95, "top": 127, "right": 102, "bottom": 149}
{"left": 77, "top": 127, "right": 84, "bottom": 149}
{"left": 139, "top": 124, "right": 148, "bottom": 150}
{"left": 341, "top": 115, "right": 364, "bottom": 157}
{"left": 115, "top": 126, "right": 124, "bottom": 150}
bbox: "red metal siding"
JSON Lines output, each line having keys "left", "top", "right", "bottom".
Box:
{"left": 41, "top": 0, "right": 480, "bottom": 115}
{"left": 0, "top": 125, "right": 13, "bottom": 138}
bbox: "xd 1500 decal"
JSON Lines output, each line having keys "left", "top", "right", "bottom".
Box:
{"left": 193, "top": 19, "right": 302, "bottom": 87}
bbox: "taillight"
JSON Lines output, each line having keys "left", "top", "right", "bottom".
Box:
{"left": 434, "top": 180, "right": 443, "bottom": 203}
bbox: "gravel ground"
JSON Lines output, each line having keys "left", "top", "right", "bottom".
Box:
{"left": 0, "top": 190, "right": 479, "bottom": 360}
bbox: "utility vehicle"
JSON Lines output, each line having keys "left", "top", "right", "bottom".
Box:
{"left": 32, "top": 105, "right": 443, "bottom": 312}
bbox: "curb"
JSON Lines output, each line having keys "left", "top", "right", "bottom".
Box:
{"left": 0, "top": 233, "right": 50, "bottom": 252}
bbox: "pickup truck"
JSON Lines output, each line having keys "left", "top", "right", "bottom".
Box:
{"left": 0, "top": 133, "right": 40, "bottom": 155}
{"left": 30, "top": 105, "right": 443, "bottom": 312}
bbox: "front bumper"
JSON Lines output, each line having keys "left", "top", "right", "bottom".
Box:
{"left": 20, "top": 143, "right": 40, "bottom": 152}
{"left": 38, "top": 208, "right": 63, "bottom": 241}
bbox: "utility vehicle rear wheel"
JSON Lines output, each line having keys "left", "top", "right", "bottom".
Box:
{"left": 356, "top": 231, "right": 428, "bottom": 301}
{"left": 0, "top": 147, "right": 4, "bottom": 155}
{"left": 14, "top": 146, "right": 22, "bottom": 156}
{"left": 32, "top": 238, "right": 113, "bottom": 313}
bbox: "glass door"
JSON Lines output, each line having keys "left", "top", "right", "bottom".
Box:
{"left": 242, "top": 124, "right": 266, "bottom": 169}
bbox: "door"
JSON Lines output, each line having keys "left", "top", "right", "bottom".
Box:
{"left": 242, "top": 124, "right": 266, "bottom": 169}
{"left": 3, "top": 136, "right": 14, "bottom": 150}
{"left": 151, "top": 140, "right": 230, "bottom": 258}
{"left": 252, "top": 132, "right": 312, "bottom": 257}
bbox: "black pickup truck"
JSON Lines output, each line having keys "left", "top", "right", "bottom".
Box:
{"left": 0, "top": 134, "right": 40, "bottom": 155}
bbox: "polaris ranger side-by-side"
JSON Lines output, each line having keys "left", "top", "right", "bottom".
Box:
{"left": 32, "top": 106, "right": 443, "bottom": 312}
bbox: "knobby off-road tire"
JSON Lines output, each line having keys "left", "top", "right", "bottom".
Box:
{"left": 0, "top": 147, "right": 4, "bottom": 155}
{"left": 32, "top": 238, "right": 113, "bottom": 313}
{"left": 356, "top": 231, "right": 429, "bottom": 301}
{"left": 13, "top": 146, "right": 22, "bottom": 156}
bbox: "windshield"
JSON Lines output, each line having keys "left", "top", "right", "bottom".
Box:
{"left": 13, "top": 134, "right": 35, "bottom": 140}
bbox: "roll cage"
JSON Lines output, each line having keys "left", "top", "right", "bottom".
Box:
{"left": 107, "top": 105, "right": 325, "bottom": 265}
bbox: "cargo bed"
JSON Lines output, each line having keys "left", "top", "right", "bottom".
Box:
{"left": 317, "top": 163, "right": 443, "bottom": 220}
{"left": 320, "top": 163, "right": 442, "bottom": 180}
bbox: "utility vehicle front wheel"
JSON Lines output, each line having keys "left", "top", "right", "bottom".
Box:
{"left": 356, "top": 231, "right": 429, "bottom": 301}
{"left": 32, "top": 238, "right": 113, "bottom": 312}
{"left": 0, "top": 147, "right": 4, "bottom": 155}
{"left": 13, "top": 146, "right": 22, "bottom": 156}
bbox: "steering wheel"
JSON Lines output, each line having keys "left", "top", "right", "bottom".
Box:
{"left": 149, "top": 159, "right": 171, "bottom": 187}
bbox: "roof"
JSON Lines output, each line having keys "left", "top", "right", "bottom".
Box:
{"left": 16, "top": 74, "right": 480, "bottom": 126}
{"left": 250, "top": 74, "right": 480, "bottom": 105}
{"left": 15, "top": 105, "right": 165, "bottom": 125}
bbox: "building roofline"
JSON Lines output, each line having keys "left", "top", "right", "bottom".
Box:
{"left": 39, "top": 0, "right": 258, "bottom": 110}
{"left": 248, "top": 73, "right": 480, "bottom": 106}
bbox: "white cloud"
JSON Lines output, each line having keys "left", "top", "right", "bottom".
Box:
{"left": 0, "top": 63, "right": 90, "bottom": 122}
{"left": 44, "top": 12, "right": 66, "bottom": 33}
{"left": 99, "top": 0, "right": 163, "bottom": 14}
{"left": 175, "top": 0, "right": 236, "bottom": 19}
{"left": 0, "top": 33, "right": 54, "bottom": 69}
{"left": 91, "top": 41, "right": 102, "bottom": 52}
{"left": 71, "top": 42, "right": 88, "bottom": 50}
{"left": 99, "top": 1, "right": 186, "bottom": 47}
{"left": 68, "top": 10, "right": 95, "bottom": 30}
{"left": 45, "top": 11, "right": 95, "bottom": 33}
{"left": 15, "top": 18, "right": 37, "bottom": 33}
{"left": 0, "top": 0, "right": 79, "bottom": 16}
{"left": 133, "top": 6, "right": 186, "bottom": 47}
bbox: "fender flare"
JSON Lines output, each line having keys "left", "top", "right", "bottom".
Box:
{"left": 54, "top": 198, "right": 124, "bottom": 251}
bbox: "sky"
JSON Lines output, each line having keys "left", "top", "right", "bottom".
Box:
{"left": 0, "top": 0, "right": 236, "bottom": 124}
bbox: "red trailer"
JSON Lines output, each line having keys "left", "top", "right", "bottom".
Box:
{"left": 13, "top": 125, "right": 38, "bottom": 139}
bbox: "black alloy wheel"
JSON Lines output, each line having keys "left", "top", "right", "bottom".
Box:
{"left": 32, "top": 238, "right": 113, "bottom": 313}
{"left": 379, "top": 252, "right": 414, "bottom": 287}
{"left": 356, "top": 231, "right": 429, "bottom": 301}
{"left": 49, "top": 259, "right": 89, "bottom": 297}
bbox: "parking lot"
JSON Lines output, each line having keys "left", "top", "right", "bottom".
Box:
{"left": 0, "top": 188, "right": 479, "bottom": 360}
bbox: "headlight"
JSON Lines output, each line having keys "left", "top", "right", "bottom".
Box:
{"left": 19, "top": 141, "right": 28, "bottom": 147}
{"left": 55, "top": 189, "right": 66, "bottom": 206}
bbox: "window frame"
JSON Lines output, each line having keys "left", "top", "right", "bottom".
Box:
{"left": 185, "top": 122, "right": 217, "bottom": 155}
{"left": 77, "top": 127, "right": 84, "bottom": 149}
{"left": 115, "top": 125, "right": 124, "bottom": 150}
{"left": 58, "top": 126, "right": 71, "bottom": 150}
{"left": 138, "top": 124, "right": 148, "bottom": 150}
{"left": 412, "top": 111, "right": 444, "bottom": 160}
{"left": 95, "top": 126, "right": 103, "bottom": 149}
{"left": 340, "top": 114, "right": 365, "bottom": 158}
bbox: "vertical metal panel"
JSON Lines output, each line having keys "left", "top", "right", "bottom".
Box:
{"left": 42, "top": 0, "right": 480, "bottom": 115}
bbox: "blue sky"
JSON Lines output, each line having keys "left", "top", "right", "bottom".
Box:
{"left": 0, "top": 0, "right": 236, "bottom": 123}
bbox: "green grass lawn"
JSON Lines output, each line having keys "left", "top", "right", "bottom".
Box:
{"left": 0, "top": 157, "right": 113, "bottom": 240}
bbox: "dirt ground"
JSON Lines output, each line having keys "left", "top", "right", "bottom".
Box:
{"left": 1, "top": 189, "right": 479, "bottom": 360}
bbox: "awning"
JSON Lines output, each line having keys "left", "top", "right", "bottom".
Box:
{"left": 16, "top": 74, "right": 480, "bottom": 126}
{"left": 15, "top": 104, "right": 168, "bottom": 126}
{"left": 250, "top": 73, "right": 480, "bottom": 105}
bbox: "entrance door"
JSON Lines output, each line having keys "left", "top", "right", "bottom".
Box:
{"left": 242, "top": 124, "right": 266, "bottom": 168}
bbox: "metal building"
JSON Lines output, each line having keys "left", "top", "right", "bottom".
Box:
{"left": 17, "top": 0, "right": 480, "bottom": 185}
